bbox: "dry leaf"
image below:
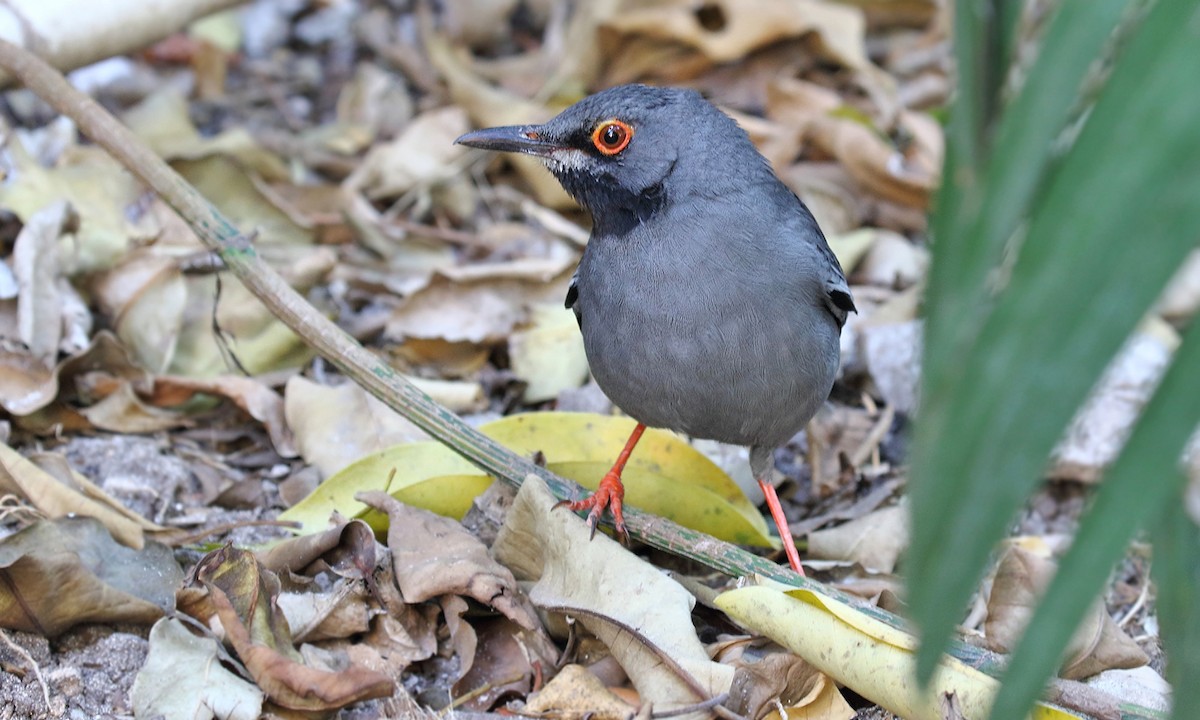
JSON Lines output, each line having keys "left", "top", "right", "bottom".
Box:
{"left": 807, "top": 115, "right": 935, "bottom": 209}
{"left": 0, "top": 142, "right": 159, "bottom": 274}
{"left": 524, "top": 663, "right": 635, "bottom": 720}
{"left": 806, "top": 504, "right": 909, "bottom": 573}
{"left": 453, "top": 617, "right": 539, "bottom": 711}
{"left": 150, "top": 374, "right": 296, "bottom": 457}
{"left": 358, "top": 490, "right": 543, "bottom": 633}
{"left": 284, "top": 376, "right": 430, "bottom": 478}
{"left": 728, "top": 651, "right": 855, "bottom": 720}
{"left": 342, "top": 106, "right": 471, "bottom": 200}
{"left": 131, "top": 617, "right": 264, "bottom": 720}
{"left": 11, "top": 200, "right": 77, "bottom": 363}
{"left": 424, "top": 30, "right": 574, "bottom": 209}
{"left": 493, "top": 475, "right": 735, "bottom": 713}
{"left": 0, "top": 517, "right": 181, "bottom": 636}
{"left": 384, "top": 262, "right": 573, "bottom": 344}
{"left": 0, "top": 441, "right": 161, "bottom": 548}
{"left": 601, "top": 0, "right": 872, "bottom": 70}
{"left": 182, "top": 545, "right": 394, "bottom": 711}
{"left": 853, "top": 229, "right": 929, "bottom": 288}
{"left": 508, "top": 302, "right": 590, "bottom": 403}
{"left": 984, "top": 543, "right": 1148, "bottom": 679}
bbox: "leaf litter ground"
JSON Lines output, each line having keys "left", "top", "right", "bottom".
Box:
{"left": 0, "top": 1, "right": 1179, "bottom": 718}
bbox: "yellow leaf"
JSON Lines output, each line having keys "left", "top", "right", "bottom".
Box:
{"left": 281, "top": 412, "right": 773, "bottom": 546}
{"left": 280, "top": 442, "right": 490, "bottom": 532}
{"left": 716, "top": 586, "right": 1081, "bottom": 720}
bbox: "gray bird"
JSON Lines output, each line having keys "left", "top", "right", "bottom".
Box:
{"left": 456, "top": 84, "right": 854, "bottom": 573}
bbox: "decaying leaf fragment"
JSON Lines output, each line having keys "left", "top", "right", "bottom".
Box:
{"left": 179, "top": 545, "right": 394, "bottom": 711}
{"left": 805, "top": 503, "right": 909, "bottom": 573}
{"left": 360, "top": 491, "right": 558, "bottom": 685}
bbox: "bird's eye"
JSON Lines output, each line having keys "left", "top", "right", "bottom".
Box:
{"left": 591, "top": 120, "right": 632, "bottom": 156}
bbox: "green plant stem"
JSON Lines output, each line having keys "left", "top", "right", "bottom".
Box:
{"left": 0, "top": 39, "right": 1158, "bottom": 720}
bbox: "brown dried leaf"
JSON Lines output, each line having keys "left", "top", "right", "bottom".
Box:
{"left": 728, "top": 652, "right": 854, "bottom": 720}
{"left": 984, "top": 544, "right": 1148, "bottom": 679}
{"left": 363, "top": 606, "right": 439, "bottom": 670}
{"left": 284, "top": 376, "right": 428, "bottom": 478}
{"left": 342, "top": 106, "right": 470, "bottom": 200}
{"left": 0, "top": 441, "right": 161, "bottom": 548}
{"left": 453, "top": 617, "right": 539, "bottom": 711}
{"left": 424, "top": 31, "right": 574, "bottom": 209}
{"left": 807, "top": 115, "right": 936, "bottom": 209}
{"left": 77, "top": 378, "right": 188, "bottom": 433}
{"left": 90, "top": 252, "right": 186, "bottom": 373}
{"left": 601, "top": 0, "right": 872, "bottom": 69}
{"left": 184, "top": 545, "right": 394, "bottom": 711}
{"left": 257, "top": 516, "right": 376, "bottom": 579}
{"left": 0, "top": 517, "right": 180, "bottom": 636}
{"left": 384, "top": 262, "right": 573, "bottom": 344}
{"left": 0, "top": 333, "right": 150, "bottom": 426}
{"left": 150, "top": 374, "right": 296, "bottom": 457}
{"left": 358, "top": 490, "right": 542, "bottom": 632}
{"left": 524, "top": 663, "right": 635, "bottom": 720}
{"left": 276, "top": 579, "right": 372, "bottom": 645}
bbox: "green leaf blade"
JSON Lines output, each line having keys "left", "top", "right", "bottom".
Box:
{"left": 911, "top": 0, "right": 1200, "bottom": 686}
{"left": 990, "top": 321, "right": 1199, "bottom": 719}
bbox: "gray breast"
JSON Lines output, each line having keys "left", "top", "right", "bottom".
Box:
{"left": 574, "top": 221, "right": 842, "bottom": 449}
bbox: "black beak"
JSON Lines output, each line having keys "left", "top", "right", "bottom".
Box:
{"left": 454, "top": 125, "right": 559, "bottom": 157}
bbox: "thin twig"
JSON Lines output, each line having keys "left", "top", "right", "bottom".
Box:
{"left": 0, "top": 628, "right": 51, "bottom": 711}
{"left": 651, "top": 693, "right": 730, "bottom": 718}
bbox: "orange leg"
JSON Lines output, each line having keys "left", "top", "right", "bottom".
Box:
{"left": 758, "top": 478, "right": 805, "bottom": 577}
{"left": 555, "top": 423, "right": 646, "bottom": 543}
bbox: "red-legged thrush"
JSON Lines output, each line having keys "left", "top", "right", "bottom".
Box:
{"left": 456, "top": 85, "right": 855, "bottom": 574}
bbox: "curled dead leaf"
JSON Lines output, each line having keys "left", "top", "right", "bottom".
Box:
{"left": 985, "top": 543, "right": 1147, "bottom": 680}
{"left": 358, "top": 490, "right": 543, "bottom": 633}
{"left": 727, "top": 651, "right": 854, "bottom": 720}
{"left": 182, "top": 545, "right": 394, "bottom": 711}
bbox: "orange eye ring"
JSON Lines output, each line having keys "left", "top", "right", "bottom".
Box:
{"left": 591, "top": 119, "right": 633, "bottom": 156}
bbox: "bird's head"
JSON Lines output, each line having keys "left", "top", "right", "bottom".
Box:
{"left": 456, "top": 84, "right": 769, "bottom": 231}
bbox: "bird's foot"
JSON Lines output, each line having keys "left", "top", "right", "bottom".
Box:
{"left": 554, "top": 471, "right": 628, "bottom": 544}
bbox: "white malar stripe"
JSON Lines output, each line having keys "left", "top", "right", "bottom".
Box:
{"left": 542, "top": 147, "right": 591, "bottom": 173}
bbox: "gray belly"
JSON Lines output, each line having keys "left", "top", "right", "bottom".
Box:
{"left": 580, "top": 279, "right": 840, "bottom": 449}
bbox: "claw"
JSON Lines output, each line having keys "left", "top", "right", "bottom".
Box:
{"left": 554, "top": 470, "right": 629, "bottom": 543}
